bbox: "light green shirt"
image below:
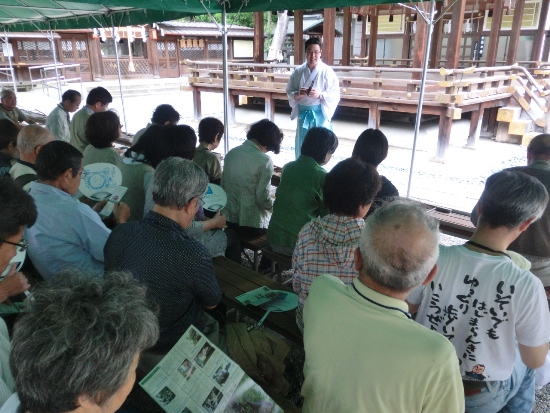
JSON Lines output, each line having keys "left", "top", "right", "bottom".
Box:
{"left": 194, "top": 145, "right": 222, "bottom": 183}
{"left": 70, "top": 106, "right": 93, "bottom": 153}
{"left": 302, "top": 275, "right": 465, "bottom": 413}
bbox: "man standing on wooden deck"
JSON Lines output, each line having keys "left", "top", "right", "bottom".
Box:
{"left": 286, "top": 37, "right": 340, "bottom": 159}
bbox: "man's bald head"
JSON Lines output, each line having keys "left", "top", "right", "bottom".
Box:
{"left": 527, "top": 134, "right": 550, "bottom": 162}
{"left": 358, "top": 199, "right": 440, "bottom": 292}
{"left": 17, "top": 125, "right": 54, "bottom": 161}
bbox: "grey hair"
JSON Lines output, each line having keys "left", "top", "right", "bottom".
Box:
{"left": 17, "top": 125, "right": 53, "bottom": 154}
{"left": 0, "top": 89, "right": 14, "bottom": 99}
{"left": 360, "top": 199, "right": 440, "bottom": 292}
{"left": 152, "top": 157, "right": 208, "bottom": 209}
{"left": 10, "top": 271, "right": 159, "bottom": 413}
{"left": 479, "top": 170, "right": 548, "bottom": 228}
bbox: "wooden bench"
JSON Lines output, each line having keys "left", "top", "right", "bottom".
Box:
{"left": 239, "top": 234, "right": 269, "bottom": 272}
{"left": 213, "top": 256, "right": 302, "bottom": 344}
{"left": 426, "top": 204, "right": 475, "bottom": 240}
{"left": 260, "top": 246, "right": 292, "bottom": 283}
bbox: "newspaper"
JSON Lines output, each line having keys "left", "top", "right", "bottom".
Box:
{"left": 140, "top": 325, "right": 283, "bottom": 413}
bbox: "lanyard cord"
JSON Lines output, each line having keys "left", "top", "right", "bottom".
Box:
{"left": 352, "top": 283, "right": 412, "bottom": 319}
{"left": 465, "top": 241, "right": 511, "bottom": 259}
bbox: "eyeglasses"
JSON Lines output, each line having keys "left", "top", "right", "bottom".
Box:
{"left": 2, "top": 239, "right": 28, "bottom": 252}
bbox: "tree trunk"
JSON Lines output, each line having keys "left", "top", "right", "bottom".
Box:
{"left": 268, "top": 11, "right": 289, "bottom": 60}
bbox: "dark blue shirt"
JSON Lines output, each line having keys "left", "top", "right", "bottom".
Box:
{"left": 104, "top": 211, "right": 221, "bottom": 352}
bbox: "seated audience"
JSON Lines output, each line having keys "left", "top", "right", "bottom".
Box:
{"left": 221, "top": 119, "right": 283, "bottom": 237}
{"left": 131, "top": 104, "right": 180, "bottom": 145}
{"left": 70, "top": 87, "right": 112, "bottom": 153}
{"left": 0, "top": 120, "right": 19, "bottom": 177}
{"left": 45, "top": 89, "right": 81, "bottom": 142}
{"left": 352, "top": 128, "right": 399, "bottom": 214}
{"left": 293, "top": 158, "right": 380, "bottom": 331}
{"left": 0, "top": 177, "right": 37, "bottom": 406}
{"left": 0, "top": 272, "right": 159, "bottom": 413}
{"left": 26, "top": 141, "right": 129, "bottom": 281}
{"left": 301, "top": 199, "right": 464, "bottom": 413}
{"left": 105, "top": 158, "right": 223, "bottom": 372}
{"left": 267, "top": 127, "right": 338, "bottom": 255}
{"left": 0, "top": 90, "right": 35, "bottom": 130}
{"left": 194, "top": 117, "right": 224, "bottom": 184}
{"left": 9, "top": 125, "right": 53, "bottom": 190}
{"left": 408, "top": 170, "right": 550, "bottom": 413}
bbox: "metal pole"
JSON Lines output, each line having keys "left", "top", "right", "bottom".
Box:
{"left": 3, "top": 29, "right": 16, "bottom": 92}
{"left": 111, "top": 16, "right": 129, "bottom": 135}
{"left": 48, "top": 23, "right": 62, "bottom": 101}
{"left": 222, "top": 4, "right": 230, "bottom": 155}
{"left": 406, "top": 0, "right": 436, "bottom": 198}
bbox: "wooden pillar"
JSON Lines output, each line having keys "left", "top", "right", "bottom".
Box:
{"left": 486, "top": 0, "right": 504, "bottom": 67}
{"left": 368, "top": 7, "right": 379, "bottom": 67}
{"left": 322, "top": 8, "right": 336, "bottom": 64}
{"left": 466, "top": 103, "right": 486, "bottom": 148}
{"left": 148, "top": 36, "right": 160, "bottom": 78}
{"left": 228, "top": 92, "right": 236, "bottom": 124}
{"left": 253, "top": 12, "right": 264, "bottom": 63}
{"left": 360, "top": 16, "right": 368, "bottom": 58}
{"left": 265, "top": 93, "right": 275, "bottom": 121}
{"left": 341, "top": 7, "right": 352, "bottom": 66}
{"left": 531, "top": 0, "right": 550, "bottom": 62}
{"left": 446, "top": 0, "right": 466, "bottom": 68}
{"left": 412, "top": 12, "right": 428, "bottom": 80}
{"left": 193, "top": 89, "right": 202, "bottom": 120}
{"left": 368, "top": 102, "right": 380, "bottom": 129}
{"left": 88, "top": 35, "right": 103, "bottom": 81}
{"left": 294, "top": 10, "right": 304, "bottom": 65}
{"left": 506, "top": 0, "right": 525, "bottom": 65}
{"left": 435, "top": 111, "right": 453, "bottom": 161}
{"left": 402, "top": 10, "right": 412, "bottom": 63}
{"left": 429, "top": 1, "right": 444, "bottom": 69}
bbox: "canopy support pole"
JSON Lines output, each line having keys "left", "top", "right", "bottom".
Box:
{"left": 47, "top": 23, "right": 62, "bottom": 101}
{"left": 406, "top": 0, "right": 436, "bottom": 198}
{"left": 222, "top": 3, "right": 230, "bottom": 155}
{"left": 2, "top": 28, "right": 16, "bottom": 92}
{"left": 111, "top": 16, "right": 129, "bottom": 135}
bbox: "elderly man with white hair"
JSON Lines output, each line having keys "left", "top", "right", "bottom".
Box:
{"left": 9, "top": 125, "right": 53, "bottom": 191}
{"left": 408, "top": 170, "right": 550, "bottom": 413}
{"left": 301, "top": 199, "right": 464, "bottom": 413}
{"left": 0, "top": 90, "right": 35, "bottom": 130}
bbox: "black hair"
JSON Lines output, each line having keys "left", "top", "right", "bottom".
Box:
{"left": 301, "top": 127, "right": 338, "bottom": 164}
{"left": 61, "top": 89, "right": 81, "bottom": 103}
{"left": 247, "top": 119, "right": 283, "bottom": 154}
{"left": 86, "top": 87, "right": 112, "bottom": 106}
{"left": 0, "top": 119, "right": 18, "bottom": 150}
{"left": 198, "top": 117, "right": 224, "bottom": 144}
{"left": 527, "top": 134, "right": 550, "bottom": 158}
{"left": 305, "top": 37, "right": 322, "bottom": 50}
{"left": 352, "top": 129, "right": 389, "bottom": 167}
{"left": 324, "top": 158, "right": 381, "bottom": 216}
{"left": 0, "top": 177, "right": 37, "bottom": 241}
{"left": 36, "top": 141, "right": 83, "bottom": 181}
{"left": 85, "top": 111, "right": 120, "bottom": 149}
{"left": 151, "top": 104, "right": 181, "bottom": 125}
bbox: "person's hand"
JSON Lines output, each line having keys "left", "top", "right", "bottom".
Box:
{"left": 308, "top": 87, "right": 320, "bottom": 99}
{"left": 0, "top": 264, "right": 30, "bottom": 302}
{"left": 211, "top": 210, "right": 227, "bottom": 229}
{"left": 113, "top": 202, "right": 131, "bottom": 224}
{"left": 92, "top": 199, "right": 108, "bottom": 212}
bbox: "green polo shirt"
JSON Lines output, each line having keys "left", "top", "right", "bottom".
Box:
{"left": 70, "top": 106, "right": 93, "bottom": 153}
{"left": 267, "top": 155, "right": 327, "bottom": 250}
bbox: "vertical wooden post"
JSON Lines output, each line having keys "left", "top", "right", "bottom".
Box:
{"left": 361, "top": 15, "right": 368, "bottom": 58}
{"left": 368, "top": 7, "right": 379, "bottom": 67}
{"left": 148, "top": 36, "right": 160, "bottom": 78}
{"left": 486, "top": 0, "right": 504, "bottom": 67}
{"left": 429, "top": 1, "right": 444, "bottom": 69}
{"left": 412, "top": 11, "right": 428, "bottom": 80}
{"left": 193, "top": 89, "right": 202, "bottom": 120}
{"left": 402, "top": 10, "right": 412, "bottom": 64}
{"left": 322, "top": 8, "right": 336, "bottom": 65}
{"left": 466, "top": 103, "right": 486, "bottom": 148}
{"left": 341, "top": 7, "right": 352, "bottom": 66}
{"left": 265, "top": 94, "right": 275, "bottom": 121}
{"left": 294, "top": 10, "right": 304, "bottom": 65}
{"left": 446, "top": 0, "right": 466, "bottom": 68}
{"left": 531, "top": 0, "right": 550, "bottom": 62}
{"left": 253, "top": 12, "right": 264, "bottom": 63}
{"left": 436, "top": 111, "right": 453, "bottom": 161}
{"left": 88, "top": 35, "right": 103, "bottom": 81}
{"left": 506, "top": 0, "right": 525, "bottom": 65}
{"left": 368, "top": 102, "right": 380, "bottom": 129}
{"left": 228, "top": 92, "right": 236, "bottom": 124}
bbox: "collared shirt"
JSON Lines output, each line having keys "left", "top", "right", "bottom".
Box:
{"left": 0, "top": 153, "right": 12, "bottom": 177}
{"left": 45, "top": 104, "right": 71, "bottom": 142}
{"left": 70, "top": 106, "right": 93, "bottom": 153}
{"left": 9, "top": 160, "right": 36, "bottom": 191}
{"left": 194, "top": 145, "right": 222, "bottom": 184}
{"left": 267, "top": 155, "right": 327, "bottom": 250}
{"left": 25, "top": 181, "right": 110, "bottom": 280}
{"left": 292, "top": 214, "right": 364, "bottom": 331}
{"left": 104, "top": 211, "right": 221, "bottom": 352}
{"left": 302, "top": 275, "right": 464, "bottom": 413}
{"left": 221, "top": 140, "right": 274, "bottom": 228}
{"left": 0, "top": 105, "right": 28, "bottom": 124}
